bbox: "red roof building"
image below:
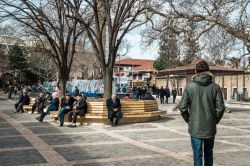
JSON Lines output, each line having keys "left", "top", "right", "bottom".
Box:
{"left": 114, "top": 58, "right": 157, "bottom": 87}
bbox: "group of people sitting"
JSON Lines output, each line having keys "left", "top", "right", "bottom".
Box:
{"left": 33, "top": 92, "right": 87, "bottom": 128}
{"left": 14, "top": 90, "right": 135, "bottom": 128}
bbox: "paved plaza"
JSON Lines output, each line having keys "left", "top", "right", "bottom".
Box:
{"left": 1, "top": 96, "right": 250, "bottom": 166}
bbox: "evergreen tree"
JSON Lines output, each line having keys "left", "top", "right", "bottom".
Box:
{"left": 154, "top": 28, "right": 181, "bottom": 70}
{"left": 8, "top": 44, "right": 28, "bottom": 71}
{"left": 8, "top": 44, "right": 29, "bottom": 83}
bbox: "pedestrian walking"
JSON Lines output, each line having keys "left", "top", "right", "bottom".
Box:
{"left": 165, "top": 86, "right": 170, "bottom": 103}
{"left": 171, "top": 87, "right": 177, "bottom": 103}
{"left": 159, "top": 86, "right": 165, "bottom": 104}
{"left": 179, "top": 60, "right": 225, "bottom": 166}
{"left": 7, "top": 84, "right": 14, "bottom": 99}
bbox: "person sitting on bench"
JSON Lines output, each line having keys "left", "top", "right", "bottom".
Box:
{"left": 67, "top": 94, "right": 87, "bottom": 128}
{"left": 15, "top": 92, "right": 30, "bottom": 113}
{"left": 36, "top": 92, "right": 59, "bottom": 122}
{"left": 106, "top": 93, "right": 123, "bottom": 127}
{"left": 56, "top": 93, "right": 76, "bottom": 127}
{"left": 31, "top": 93, "right": 45, "bottom": 114}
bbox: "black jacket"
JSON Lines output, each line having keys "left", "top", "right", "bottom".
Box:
{"left": 21, "top": 95, "right": 30, "bottom": 105}
{"left": 106, "top": 98, "right": 123, "bottom": 119}
{"left": 61, "top": 97, "right": 76, "bottom": 112}
{"left": 76, "top": 98, "right": 87, "bottom": 116}
{"left": 159, "top": 88, "right": 165, "bottom": 97}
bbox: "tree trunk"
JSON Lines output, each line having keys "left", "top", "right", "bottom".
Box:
{"left": 103, "top": 67, "right": 113, "bottom": 99}
{"left": 59, "top": 79, "right": 67, "bottom": 95}
{"left": 58, "top": 67, "right": 69, "bottom": 95}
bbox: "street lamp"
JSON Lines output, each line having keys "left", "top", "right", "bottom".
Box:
{"left": 118, "top": 54, "right": 121, "bottom": 88}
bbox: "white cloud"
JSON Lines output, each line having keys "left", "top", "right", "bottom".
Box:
{"left": 124, "top": 30, "right": 159, "bottom": 60}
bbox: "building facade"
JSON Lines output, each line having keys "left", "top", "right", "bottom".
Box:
{"left": 155, "top": 60, "right": 248, "bottom": 101}
{"left": 114, "top": 59, "right": 157, "bottom": 88}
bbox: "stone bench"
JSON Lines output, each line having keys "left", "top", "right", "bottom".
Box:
{"left": 50, "top": 99, "right": 166, "bottom": 125}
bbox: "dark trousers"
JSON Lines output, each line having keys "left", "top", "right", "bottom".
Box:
{"left": 191, "top": 136, "right": 214, "bottom": 166}
{"left": 160, "top": 96, "right": 164, "bottom": 104}
{"left": 110, "top": 111, "right": 122, "bottom": 125}
{"left": 15, "top": 103, "right": 24, "bottom": 113}
{"left": 68, "top": 110, "right": 81, "bottom": 123}
{"left": 15, "top": 102, "right": 19, "bottom": 111}
{"left": 38, "top": 108, "right": 53, "bottom": 122}
{"left": 165, "top": 96, "right": 169, "bottom": 103}
{"left": 32, "top": 102, "right": 44, "bottom": 114}
{"left": 32, "top": 103, "right": 37, "bottom": 113}
{"left": 173, "top": 95, "right": 176, "bottom": 103}
{"left": 8, "top": 92, "right": 12, "bottom": 99}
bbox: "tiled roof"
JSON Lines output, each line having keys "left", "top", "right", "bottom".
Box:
{"left": 115, "top": 58, "right": 155, "bottom": 71}
{"left": 159, "top": 59, "right": 244, "bottom": 75}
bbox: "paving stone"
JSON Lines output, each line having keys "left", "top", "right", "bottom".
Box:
{"left": 27, "top": 125, "right": 63, "bottom": 134}
{"left": 21, "top": 121, "right": 53, "bottom": 127}
{"left": 238, "top": 127, "right": 250, "bottom": 131}
{"left": 223, "top": 137, "right": 250, "bottom": 146}
{"left": 55, "top": 125, "right": 94, "bottom": 133}
{"left": 103, "top": 123, "right": 158, "bottom": 131}
{"left": 39, "top": 133, "right": 117, "bottom": 145}
{"left": 0, "top": 117, "right": 7, "bottom": 122}
{"left": 220, "top": 119, "right": 250, "bottom": 126}
{"left": 54, "top": 144, "right": 156, "bottom": 161}
{"left": 0, "top": 149, "right": 47, "bottom": 166}
{"left": 75, "top": 157, "right": 190, "bottom": 166}
{"left": 216, "top": 128, "right": 247, "bottom": 136}
{"left": 215, "top": 151, "right": 250, "bottom": 166}
{"left": 0, "top": 122, "right": 13, "bottom": 128}
{"left": 0, "top": 136, "right": 32, "bottom": 148}
{"left": 1, "top": 98, "right": 250, "bottom": 166}
{"left": 0, "top": 128, "right": 21, "bottom": 136}
{"left": 118, "top": 130, "right": 186, "bottom": 140}
{"left": 145, "top": 140, "right": 193, "bottom": 153}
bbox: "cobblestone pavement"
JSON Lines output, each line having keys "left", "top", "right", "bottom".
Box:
{"left": 1, "top": 95, "right": 250, "bottom": 166}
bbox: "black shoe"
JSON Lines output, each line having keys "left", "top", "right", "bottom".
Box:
{"left": 35, "top": 117, "right": 42, "bottom": 122}
{"left": 59, "top": 124, "right": 63, "bottom": 127}
{"left": 71, "top": 125, "right": 76, "bottom": 128}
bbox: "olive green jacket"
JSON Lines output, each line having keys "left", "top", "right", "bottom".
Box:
{"left": 179, "top": 72, "right": 225, "bottom": 138}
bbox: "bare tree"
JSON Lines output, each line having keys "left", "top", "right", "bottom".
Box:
{"left": 148, "top": 0, "right": 250, "bottom": 62}
{"left": 0, "top": 0, "right": 85, "bottom": 93}
{"left": 66, "top": 0, "right": 149, "bottom": 98}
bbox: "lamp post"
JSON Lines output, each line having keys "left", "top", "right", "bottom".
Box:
{"left": 118, "top": 54, "right": 121, "bottom": 89}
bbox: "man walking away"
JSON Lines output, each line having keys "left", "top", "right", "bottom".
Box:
{"left": 165, "top": 86, "right": 170, "bottom": 104}
{"left": 159, "top": 86, "right": 165, "bottom": 104}
{"left": 179, "top": 60, "right": 225, "bottom": 166}
{"left": 8, "top": 84, "right": 14, "bottom": 99}
{"left": 172, "top": 87, "right": 177, "bottom": 103}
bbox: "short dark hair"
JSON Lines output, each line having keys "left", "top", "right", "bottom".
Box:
{"left": 196, "top": 61, "right": 209, "bottom": 73}
{"left": 77, "top": 94, "right": 82, "bottom": 97}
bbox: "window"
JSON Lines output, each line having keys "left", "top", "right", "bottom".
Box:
{"left": 138, "top": 74, "right": 142, "bottom": 80}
